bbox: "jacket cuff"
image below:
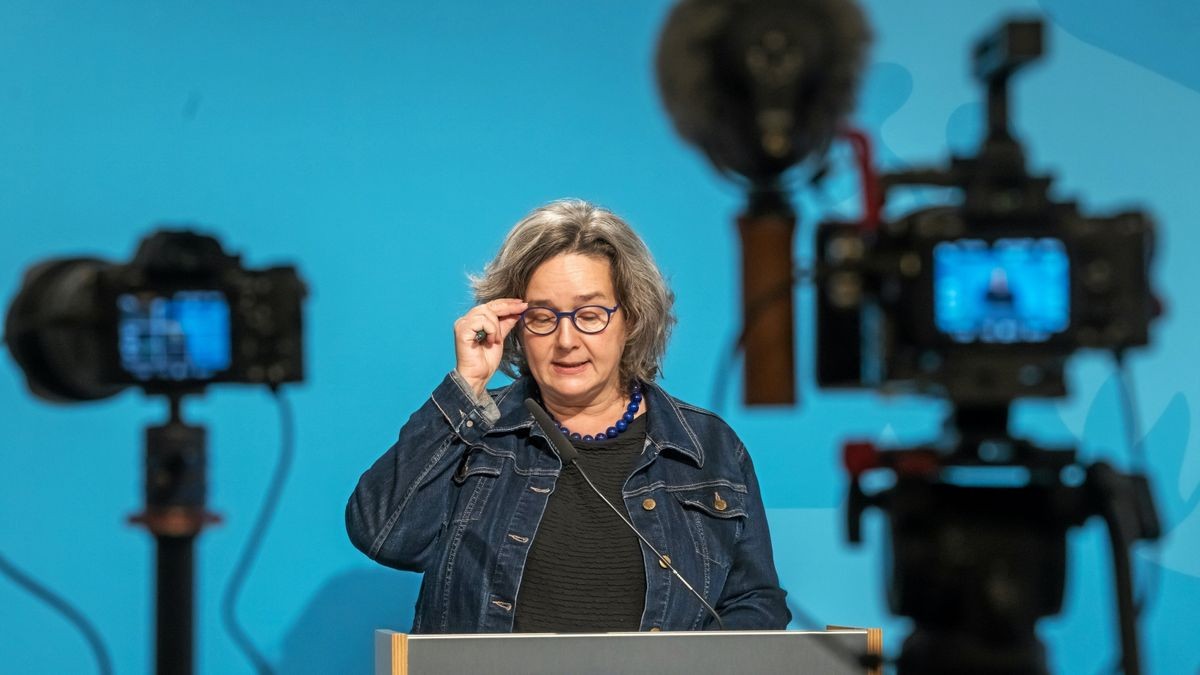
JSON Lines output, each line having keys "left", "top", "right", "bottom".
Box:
{"left": 432, "top": 371, "right": 501, "bottom": 441}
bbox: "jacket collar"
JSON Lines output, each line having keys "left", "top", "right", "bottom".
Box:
{"left": 641, "top": 380, "right": 705, "bottom": 467}
{"left": 489, "top": 377, "right": 705, "bottom": 468}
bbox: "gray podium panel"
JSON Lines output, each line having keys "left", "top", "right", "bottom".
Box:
{"left": 375, "top": 629, "right": 878, "bottom": 675}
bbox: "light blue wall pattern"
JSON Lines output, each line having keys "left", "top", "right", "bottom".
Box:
{"left": 1, "top": 1, "right": 1196, "bottom": 673}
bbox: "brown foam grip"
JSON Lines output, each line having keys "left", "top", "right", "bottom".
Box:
{"left": 738, "top": 211, "right": 796, "bottom": 405}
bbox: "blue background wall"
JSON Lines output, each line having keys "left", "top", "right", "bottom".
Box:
{"left": 2, "top": 1, "right": 1197, "bottom": 672}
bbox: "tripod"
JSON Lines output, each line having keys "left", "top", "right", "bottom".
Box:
{"left": 129, "top": 395, "right": 220, "bottom": 675}
{"left": 844, "top": 404, "right": 1160, "bottom": 674}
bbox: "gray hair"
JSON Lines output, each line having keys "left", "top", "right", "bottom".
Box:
{"left": 471, "top": 199, "right": 676, "bottom": 385}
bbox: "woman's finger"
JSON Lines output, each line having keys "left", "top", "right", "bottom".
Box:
{"left": 497, "top": 313, "right": 523, "bottom": 340}
{"left": 456, "top": 300, "right": 526, "bottom": 347}
{"left": 487, "top": 298, "right": 529, "bottom": 318}
{"left": 463, "top": 313, "right": 500, "bottom": 344}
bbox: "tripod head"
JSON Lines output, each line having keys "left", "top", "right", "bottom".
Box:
{"left": 843, "top": 402, "right": 1160, "bottom": 674}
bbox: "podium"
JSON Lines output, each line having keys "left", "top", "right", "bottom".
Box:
{"left": 374, "top": 628, "right": 882, "bottom": 674}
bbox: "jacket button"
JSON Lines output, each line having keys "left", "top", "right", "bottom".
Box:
{"left": 658, "top": 554, "right": 671, "bottom": 569}
{"left": 649, "top": 626, "right": 661, "bottom": 632}
{"left": 642, "top": 498, "right": 656, "bottom": 511}
{"left": 713, "top": 492, "right": 727, "bottom": 512}
{"left": 465, "top": 420, "right": 474, "bottom": 428}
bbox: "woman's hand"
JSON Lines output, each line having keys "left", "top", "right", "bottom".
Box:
{"left": 453, "top": 298, "right": 528, "bottom": 397}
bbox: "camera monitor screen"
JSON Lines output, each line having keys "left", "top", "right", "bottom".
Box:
{"left": 934, "top": 237, "right": 1069, "bottom": 344}
{"left": 118, "top": 290, "right": 232, "bottom": 381}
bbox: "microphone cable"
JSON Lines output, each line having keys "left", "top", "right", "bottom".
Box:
{"left": 524, "top": 398, "right": 725, "bottom": 630}
{"left": 0, "top": 550, "right": 113, "bottom": 675}
{"left": 220, "top": 386, "right": 296, "bottom": 675}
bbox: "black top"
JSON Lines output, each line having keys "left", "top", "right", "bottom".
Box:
{"left": 513, "top": 414, "right": 649, "bottom": 632}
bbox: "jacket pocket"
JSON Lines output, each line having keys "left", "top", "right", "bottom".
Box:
{"left": 450, "top": 445, "right": 505, "bottom": 522}
{"left": 671, "top": 486, "right": 748, "bottom": 568}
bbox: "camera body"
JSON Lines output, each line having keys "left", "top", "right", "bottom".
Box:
{"left": 814, "top": 18, "right": 1157, "bottom": 407}
{"left": 815, "top": 191, "right": 1155, "bottom": 405}
{"left": 6, "top": 230, "right": 305, "bottom": 401}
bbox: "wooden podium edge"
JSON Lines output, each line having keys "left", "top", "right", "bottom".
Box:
{"left": 826, "top": 625, "right": 882, "bottom": 675}
{"left": 392, "top": 631, "right": 408, "bottom": 675}
{"left": 379, "top": 628, "right": 878, "bottom": 675}
{"left": 375, "top": 630, "right": 408, "bottom": 675}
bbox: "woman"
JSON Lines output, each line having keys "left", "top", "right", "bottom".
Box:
{"left": 346, "top": 199, "right": 790, "bottom": 633}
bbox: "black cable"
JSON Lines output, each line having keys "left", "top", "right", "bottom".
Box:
{"left": 1112, "top": 354, "right": 1161, "bottom": 619}
{"left": 1094, "top": 352, "right": 1160, "bottom": 675}
{"left": 1093, "top": 462, "right": 1145, "bottom": 675}
{"left": 1113, "top": 352, "right": 1148, "bottom": 473}
{"left": 219, "top": 387, "right": 295, "bottom": 675}
{"left": 709, "top": 265, "right": 812, "bottom": 413}
{"left": 0, "top": 550, "right": 114, "bottom": 675}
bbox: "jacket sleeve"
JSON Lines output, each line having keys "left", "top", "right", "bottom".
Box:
{"left": 711, "top": 443, "right": 792, "bottom": 629}
{"left": 345, "top": 371, "right": 501, "bottom": 572}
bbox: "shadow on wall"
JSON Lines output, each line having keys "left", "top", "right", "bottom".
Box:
{"left": 278, "top": 567, "right": 421, "bottom": 674}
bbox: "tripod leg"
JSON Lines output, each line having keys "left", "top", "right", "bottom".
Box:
{"left": 155, "top": 534, "right": 195, "bottom": 675}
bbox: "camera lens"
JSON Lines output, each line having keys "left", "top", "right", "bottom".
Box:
{"left": 5, "top": 258, "right": 125, "bottom": 402}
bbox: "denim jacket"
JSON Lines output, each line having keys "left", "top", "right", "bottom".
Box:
{"left": 345, "top": 371, "right": 791, "bottom": 633}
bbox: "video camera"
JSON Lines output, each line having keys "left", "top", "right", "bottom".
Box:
{"left": 6, "top": 229, "right": 305, "bottom": 402}
{"left": 818, "top": 20, "right": 1162, "bottom": 674}
{"left": 814, "top": 20, "right": 1157, "bottom": 405}
{"left": 657, "top": 7, "right": 1162, "bottom": 673}
{"left": 4, "top": 229, "right": 306, "bottom": 674}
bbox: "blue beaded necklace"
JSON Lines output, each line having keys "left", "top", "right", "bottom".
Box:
{"left": 546, "top": 382, "right": 643, "bottom": 442}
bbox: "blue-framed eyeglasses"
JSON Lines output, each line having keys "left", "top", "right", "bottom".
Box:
{"left": 520, "top": 303, "right": 620, "bottom": 335}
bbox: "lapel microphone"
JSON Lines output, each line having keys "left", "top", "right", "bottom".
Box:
{"left": 524, "top": 398, "right": 726, "bottom": 631}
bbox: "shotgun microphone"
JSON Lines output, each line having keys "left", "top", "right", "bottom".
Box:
{"left": 523, "top": 398, "right": 725, "bottom": 630}
{"left": 524, "top": 398, "right": 579, "bottom": 464}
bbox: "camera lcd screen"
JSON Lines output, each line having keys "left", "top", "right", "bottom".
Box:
{"left": 118, "top": 290, "right": 232, "bottom": 381}
{"left": 934, "top": 238, "right": 1069, "bottom": 344}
